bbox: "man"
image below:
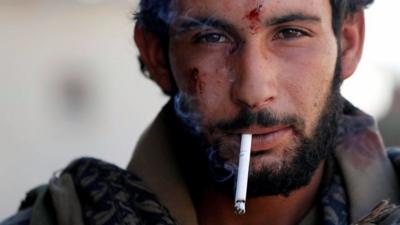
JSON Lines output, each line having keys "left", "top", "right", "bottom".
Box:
{"left": 2, "top": 0, "right": 400, "bottom": 225}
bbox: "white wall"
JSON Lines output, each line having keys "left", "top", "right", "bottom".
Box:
{"left": 0, "top": 0, "right": 168, "bottom": 218}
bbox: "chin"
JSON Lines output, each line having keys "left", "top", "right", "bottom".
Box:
{"left": 250, "top": 154, "right": 288, "bottom": 173}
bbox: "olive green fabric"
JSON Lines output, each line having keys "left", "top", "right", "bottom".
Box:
{"left": 48, "top": 174, "right": 85, "bottom": 225}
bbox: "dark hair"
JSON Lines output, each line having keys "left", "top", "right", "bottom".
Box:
{"left": 330, "top": 0, "right": 374, "bottom": 35}
{"left": 134, "top": 0, "right": 374, "bottom": 94}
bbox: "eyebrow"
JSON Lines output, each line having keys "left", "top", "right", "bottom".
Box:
{"left": 173, "top": 12, "right": 321, "bottom": 35}
{"left": 265, "top": 13, "right": 321, "bottom": 26}
{"left": 174, "top": 16, "right": 237, "bottom": 35}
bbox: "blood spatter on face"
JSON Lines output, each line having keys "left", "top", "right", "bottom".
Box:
{"left": 245, "top": 4, "right": 263, "bottom": 22}
{"left": 244, "top": 4, "right": 263, "bottom": 33}
{"left": 189, "top": 68, "right": 205, "bottom": 95}
{"left": 189, "top": 68, "right": 199, "bottom": 93}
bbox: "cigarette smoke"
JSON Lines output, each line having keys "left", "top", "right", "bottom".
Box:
{"left": 173, "top": 92, "right": 239, "bottom": 188}
{"left": 173, "top": 92, "right": 202, "bottom": 135}
{"left": 207, "top": 147, "right": 237, "bottom": 183}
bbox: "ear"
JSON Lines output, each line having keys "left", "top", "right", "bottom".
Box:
{"left": 134, "top": 24, "right": 174, "bottom": 93}
{"left": 339, "top": 10, "right": 365, "bottom": 80}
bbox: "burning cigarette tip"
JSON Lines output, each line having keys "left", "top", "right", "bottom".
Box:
{"left": 234, "top": 201, "right": 246, "bottom": 215}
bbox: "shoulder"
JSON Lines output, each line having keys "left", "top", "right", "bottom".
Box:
{"left": 2, "top": 157, "right": 177, "bottom": 225}
{"left": 0, "top": 209, "right": 32, "bottom": 225}
{"left": 0, "top": 185, "right": 55, "bottom": 225}
{"left": 61, "top": 157, "right": 177, "bottom": 225}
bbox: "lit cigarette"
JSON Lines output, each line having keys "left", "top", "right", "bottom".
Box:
{"left": 234, "top": 133, "right": 252, "bottom": 215}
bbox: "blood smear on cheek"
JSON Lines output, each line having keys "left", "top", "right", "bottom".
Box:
{"left": 189, "top": 68, "right": 205, "bottom": 95}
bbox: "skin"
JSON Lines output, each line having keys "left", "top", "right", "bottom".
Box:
{"left": 135, "top": 0, "right": 365, "bottom": 224}
{"left": 167, "top": 0, "right": 345, "bottom": 171}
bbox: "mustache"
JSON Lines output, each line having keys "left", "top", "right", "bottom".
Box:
{"left": 213, "top": 109, "right": 305, "bottom": 132}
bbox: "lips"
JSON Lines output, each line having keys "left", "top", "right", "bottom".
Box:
{"left": 235, "top": 126, "right": 293, "bottom": 152}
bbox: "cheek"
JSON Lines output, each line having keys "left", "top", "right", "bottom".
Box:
{"left": 188, "top": 68, "right": 205, "bottom": 95}
{"left": 279, "top": 47, "right": 337, "bottom": 135}
{"left": 170, "top": 43, "right": 232, "bottom": 93}
{"left": 192, "top": 67, "right": 233, "bottom": 118}
{"left": 170, "top": 54, "right": 236, "bottom": 123}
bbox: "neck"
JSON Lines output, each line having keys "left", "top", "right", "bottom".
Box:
{"left": 196, "top": 162, "right": 325, "bottom": 225}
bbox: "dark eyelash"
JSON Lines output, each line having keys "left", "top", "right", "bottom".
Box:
{"left": 193, "top": 32, "right": 228, "bottom": 43}
{"left": 272, "top": 29, "right": 304, "bottom": 41}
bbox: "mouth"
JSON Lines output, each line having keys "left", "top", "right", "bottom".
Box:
{"left": 230, "top": 125, "right": 293, "bottom": 152}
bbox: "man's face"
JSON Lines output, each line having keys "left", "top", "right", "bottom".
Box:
{"left": 167, "top": 0, "right": 339, "bottom": 195}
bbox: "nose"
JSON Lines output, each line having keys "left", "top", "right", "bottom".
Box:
{"left": 231, "top": 41, "right": 278, "bottom": 110}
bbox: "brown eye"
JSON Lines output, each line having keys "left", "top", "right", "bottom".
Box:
{"left": 196, "top": 33, "right": 229, "bottom": 43}
{"left": 273, "top": 28, "right": 308, "bottom": 40}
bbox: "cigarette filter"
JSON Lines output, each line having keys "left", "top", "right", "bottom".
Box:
{"left": 234, "top": 133, "right": 252, "bottom": 215}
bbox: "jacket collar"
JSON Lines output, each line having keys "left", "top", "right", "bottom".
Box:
{"left": 127, "top": 102, "right": 199, "bottom": 225}
{"left": 334, "top": 101, "right": 400, "bottom": 221}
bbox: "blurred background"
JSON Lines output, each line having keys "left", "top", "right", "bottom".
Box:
{"left": 0, "top": 0, "right": 399, "bottom": 219}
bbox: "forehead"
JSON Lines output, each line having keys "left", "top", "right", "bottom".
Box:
{"left": 171, "top": 0, "right": 332, "bottom": 24}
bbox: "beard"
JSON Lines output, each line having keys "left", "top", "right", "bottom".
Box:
{"left": 173, "top": 60, "right": 343, "bottom": 198}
